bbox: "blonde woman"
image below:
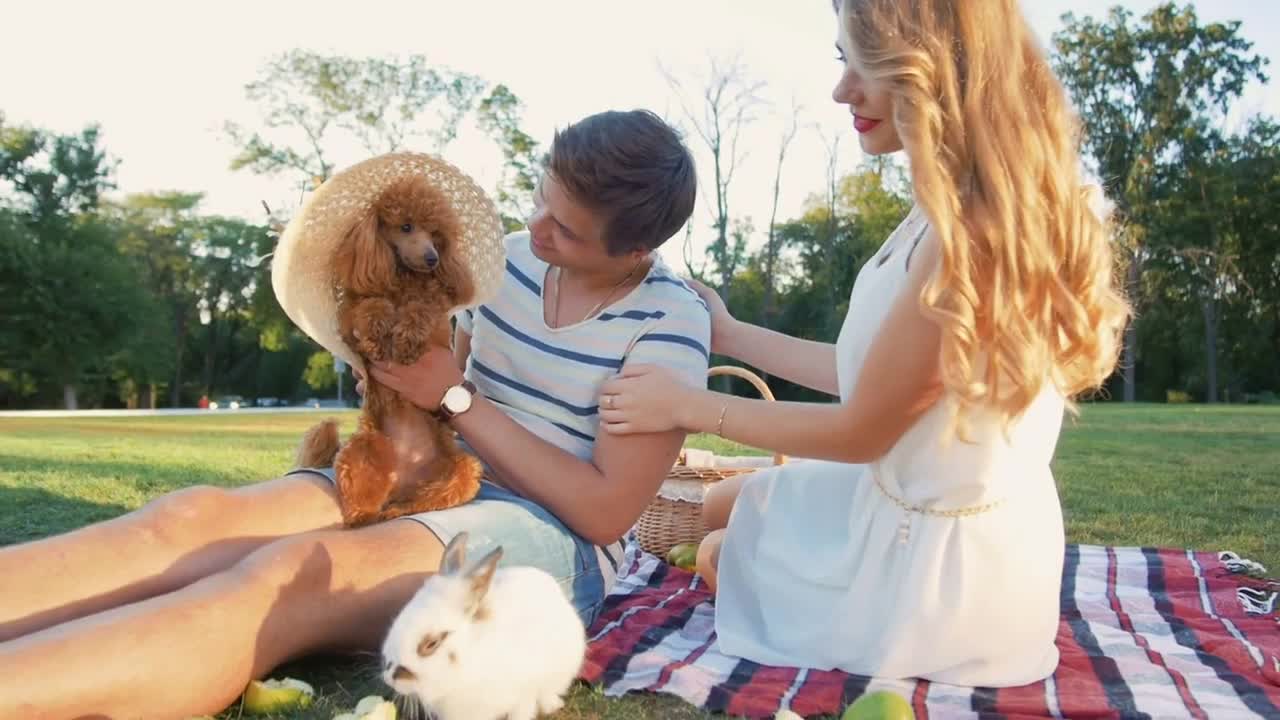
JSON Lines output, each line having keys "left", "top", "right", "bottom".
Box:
{"left": 599, "top": 0, "right": 1129, "bottom": 687}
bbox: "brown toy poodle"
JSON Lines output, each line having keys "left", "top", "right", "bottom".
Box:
{"left": 294, "top": 177, "right": 483, "bottom": 527}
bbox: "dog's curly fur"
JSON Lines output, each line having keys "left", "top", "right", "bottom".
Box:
{"left": 295, "top": 177, "right": 483, "bottom": 527}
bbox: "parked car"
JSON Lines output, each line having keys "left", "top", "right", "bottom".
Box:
{"left": 209, "top": 395, "right": 245, "bottom": 410}
{"left": 256, "top": 397, "right": 283, "bottom": 407}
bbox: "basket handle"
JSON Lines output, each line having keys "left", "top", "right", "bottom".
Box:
{"left": 707, "top": 366, "right": 786, "bottom": 466}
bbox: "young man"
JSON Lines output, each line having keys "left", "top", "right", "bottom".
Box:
{"left": 0, "top": 109, "right": 709, "bottom": 718}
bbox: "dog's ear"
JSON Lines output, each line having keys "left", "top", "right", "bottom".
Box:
{"left": 334, "top": 213, "right": 395, "bottom": 295}
{"left": 437, "top": 246, "right": 476, "bottom": 306}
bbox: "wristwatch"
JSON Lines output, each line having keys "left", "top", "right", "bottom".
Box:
{"left": 436, "top": 380, "right": 477, "bottom": 421}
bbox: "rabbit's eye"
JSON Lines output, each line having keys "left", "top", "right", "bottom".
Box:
{"left": 417, "top": 631, "right": 449, "bottom": 657}
{"left": 400, "top": 223, "right": 413, "bottom": 233}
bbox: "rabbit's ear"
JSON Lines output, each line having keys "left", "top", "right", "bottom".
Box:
{"left": 465, "top": 546, "right": 503, "bottom": 619}
{"left": 441, "top": 531, "right": 469, "bottom": 576}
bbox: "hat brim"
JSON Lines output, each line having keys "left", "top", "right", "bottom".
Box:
{"left": 271, "top": 152, "right": 506, "bottom": 371}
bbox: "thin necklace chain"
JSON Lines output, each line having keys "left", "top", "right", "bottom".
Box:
{"left": 553, "top": 257, "right": 645, "bottom": 327}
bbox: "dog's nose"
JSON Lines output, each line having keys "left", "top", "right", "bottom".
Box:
{"left": 424, "top": 249, "right": 439, "bottom": 268}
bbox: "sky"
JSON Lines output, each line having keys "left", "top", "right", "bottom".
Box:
{"left": 2, "top": 0, "right": 1277, "bottom": 271}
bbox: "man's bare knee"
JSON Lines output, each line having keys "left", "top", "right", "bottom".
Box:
{"left": 224, "top": 524, "right": 444, "bottom": 653}
{"left": 229, "top": 535, "right": 335, "bottom": 596}
{"left": 138, "top": 485, "right": 235, "bottom": 548}
{"left": 231, "top": 474, "right": 344, "bottom": 533}
{"left": 231, "top": 523, "right": 442, "bottom": 595}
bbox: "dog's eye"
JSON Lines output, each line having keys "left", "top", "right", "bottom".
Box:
{"left": 400, "top": 223, "right": 413, "bottom": 233}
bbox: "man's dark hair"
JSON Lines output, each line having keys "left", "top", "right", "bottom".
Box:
{"left": 547, "top": 109, "right": 697, "bottom": 256}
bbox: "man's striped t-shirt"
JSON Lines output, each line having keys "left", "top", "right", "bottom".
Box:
{"left": 456, "top": 231, "right": 711, "bottom": 461}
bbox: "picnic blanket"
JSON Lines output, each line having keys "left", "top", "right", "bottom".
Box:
{"left": 581, "top": 542, "right": 1280, "bottom": 719}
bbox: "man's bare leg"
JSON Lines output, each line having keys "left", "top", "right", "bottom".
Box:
{"left": 0, "top": 518, "right": 442, "bottom": 720}
{"left": 0, "top": 473, "right": 343, "bottom": 640}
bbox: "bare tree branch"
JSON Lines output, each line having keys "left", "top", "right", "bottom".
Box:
{"left": 764, "top": 96, "right": 804, "bottom": 329}
{"left": 659, "top": 53, "right": 766, "bottom": 295}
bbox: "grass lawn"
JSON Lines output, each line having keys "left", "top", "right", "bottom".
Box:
{"left": 0, "top": 404, "right": 1276, "bottom": 718}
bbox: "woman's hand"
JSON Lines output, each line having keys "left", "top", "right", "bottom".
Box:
{"left": 685, "top": 278, "right": 738, "bottom": 356}
{"left": 367, "top": 343, "right": 463, "bottom": 412}
{"left": 599, "top": 364, "right": 695, "bottom": 435}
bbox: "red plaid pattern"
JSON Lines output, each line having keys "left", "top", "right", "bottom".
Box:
{"left": 580, "top": 542, "right": 1280, "bottom": 719}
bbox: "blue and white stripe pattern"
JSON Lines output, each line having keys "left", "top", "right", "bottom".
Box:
{"left": 457, "top": 231, "right": 711, "bottom": 461}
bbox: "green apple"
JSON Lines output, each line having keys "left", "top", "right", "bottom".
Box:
{"left": 241, "top": 677, "right": 315, "bottom": 714}
{"left": 352, "top": 695, "right": 397, "bottom": 720}
{"left": 842, "top": 690, "right": 914, "bottom": 720}
{"left": 666, "top": 542, "right": 699, "bottom": 570}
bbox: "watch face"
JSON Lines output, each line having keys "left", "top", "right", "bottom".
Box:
{"left": 444, "top": 385, "right": 472, "bottom": 413}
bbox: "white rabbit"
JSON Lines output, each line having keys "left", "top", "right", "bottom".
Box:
{"left": 381, "top": 531, "right": 588, "bottom": 720}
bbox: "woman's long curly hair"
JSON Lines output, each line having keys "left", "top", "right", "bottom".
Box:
{"left": 838, "top": 0, "right": 1131, "bottom": 430}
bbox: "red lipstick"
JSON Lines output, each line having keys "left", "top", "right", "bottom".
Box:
{"left": 854, "top": 115, "right": 882, "bottom": 133}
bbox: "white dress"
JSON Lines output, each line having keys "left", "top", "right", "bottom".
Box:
{"left": 713, "top": 209, "right": 1067, "bottom": 687}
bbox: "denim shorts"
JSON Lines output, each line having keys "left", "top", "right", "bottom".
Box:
{"left": 287, "top": 461, "right": 622, "bottom": 628}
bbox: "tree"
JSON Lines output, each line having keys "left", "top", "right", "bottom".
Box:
{"left": 747, "top": 165, "right": 910, "bottom": 390}
{"left": 0, "top": 212, "right": 153, "bottom": 409}
{"left": 111, "top": 192, "right": 204, "bottom": 407}
{"left": 304, "top": 351, "right": 337, "bottom": 392}
{"left": 762, "top": 99, "right": 803, "bottom": 329}
{"left": 662, "top": 55, "right": 765, "bottom": 296}
{"left": 836, "top": 161, "right": 912, "bottom": 247}
{"left": 190, "top": 216, "right": 274, "bottom": 395}
{"left": 1227, "top": 119, "right": 1280, "bottom": 396}
{"left": 477, "top": 84, "right": 545, "bottom": 232}
{"left": 1148, "top": 124, "right": 1238, "bottom": 402}
{"left": 725, "top": 216, "right": 753, "bottom": 290}
{"left": 0, "top": 113, "right": 116, "bottom": 228}
{"left": 0, "top": 118, "right": 143, "bottom": 409}
{"left": 811, "top": 126, "right": 846, "bottom": 336}
{"left": 1157, "top": 117, "right": 1280, "bottom": 400}
{"left": 1052, "top": 2, "right": 1270, "bottom": 401}
{"left": 225, "top": 51, "right": 487, "bottom": 191}
{"left": 335, "top": 55, "right": 485, "bottom": 155}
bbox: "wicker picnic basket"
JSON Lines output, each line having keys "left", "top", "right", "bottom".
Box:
{"left": 633, "top": 366, "right": 786, "bottom": 559}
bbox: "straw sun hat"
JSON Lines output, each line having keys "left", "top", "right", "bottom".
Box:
{"left": 271, "top": 152, "right": 506, "bottom": 372}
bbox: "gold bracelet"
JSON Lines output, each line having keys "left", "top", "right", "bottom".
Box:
{"left": 715, "top": 404, "right": 728, "bottom": 437}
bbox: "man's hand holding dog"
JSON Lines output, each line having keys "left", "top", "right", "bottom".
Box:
{"left": 368, "top": 342, "right": 462, "bottom": 414}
